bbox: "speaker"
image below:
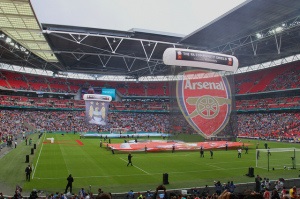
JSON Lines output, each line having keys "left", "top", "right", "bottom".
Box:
{"left": 163, "top": 173, "right": 169, "bottom": 184}
{"left": 31, "top": 148, "right": 34, "bottom": 155}
{"left": 248, "top": 167, "right": 254, "bottom": 177}
{"left": 25, "top": 155, "right": 29, "bottom": 163}
{"left": 34, "top": 144, "right": 36, "bottom": 149}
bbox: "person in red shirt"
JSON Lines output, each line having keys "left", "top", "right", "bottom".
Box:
{"left": 263, "top": 189, "right": 270, "bottom": 199}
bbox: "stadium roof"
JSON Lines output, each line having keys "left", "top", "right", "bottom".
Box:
{"left": 0, "top": 0, "right": 63, "bottom": 71}
{"left": 0, "top": 0, "right": 57, "bottom": 62}
{"left": 181, "top": 0, "right": 300, "bottom": 67}
{"left": 0, "top": 0, "right": 300, "bottom": 80}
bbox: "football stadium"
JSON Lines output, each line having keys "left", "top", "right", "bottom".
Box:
{"left": 0, "top": 0, "right": 299, "bottom": 198}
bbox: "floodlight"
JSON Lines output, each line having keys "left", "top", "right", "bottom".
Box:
{"left": 255, "top": 33, "right": 263, "bottom": 39}
{"left": 275, "top": 27, "right": 283, "bottom": 33}
{"left": 5, "top": 37, "right": 11, "bottom": 43}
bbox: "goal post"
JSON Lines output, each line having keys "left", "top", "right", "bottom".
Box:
{"left": 46, "top": 137, "right": 54, "bottom": 143}
{"left": 256, "top": 148, "right": 300, "bottom": 170}
{"left": 110, "top": 128, "right": 128, "bottom": 134}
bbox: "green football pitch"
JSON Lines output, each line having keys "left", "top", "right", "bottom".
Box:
{"left": 1, "top": 133, "right": 300, "bottom": 195}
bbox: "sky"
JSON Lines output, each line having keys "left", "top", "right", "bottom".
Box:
{"left": 30, "top": 0, "right": 247, "bottom": 36}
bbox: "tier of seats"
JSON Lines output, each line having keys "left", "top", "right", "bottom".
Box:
{"left": 0, "top": 60, "right": 299, "bottom": 96}
{"left": 0, "top": 95, "right": 169, "bottom": 111}
{"left": 235, "top": 62, "right": 300, "bottom": 94}
{"left": 235, "top": 96, "right": 300, "bottom": 110}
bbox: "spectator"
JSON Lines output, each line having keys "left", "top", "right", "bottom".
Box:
{"left": 289, "top": 186, "right": 297, "bottom": 199}
{"left": 79, "top": 188, "right": 86, "bottom": 198}
{"left": 126, "top": 190, "right": 134, "bottom": 199}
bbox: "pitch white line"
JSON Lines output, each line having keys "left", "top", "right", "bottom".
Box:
{"left": 206, "top": 164, "right": 224, "bottom": 170}
{"left": 35, "top": 165, "right": 251, "bottom": 180}
{"left": 36, "top": 173, "right": 148, "bottom": 180}
{"left": 58, "top": 137, "right": 70, "bottom": 174}
{"left": 119, "top": 157, "right": 150, "bottom": 174}
{"left": 142, "top": 154, "right": 191, "bottom": 158}
{"left": 32, "top": 133, "right": 46, "bottom": 179}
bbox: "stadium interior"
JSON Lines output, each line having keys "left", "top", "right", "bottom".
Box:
{"left": 0, "top": 0, "right": 299, "bottom": 198}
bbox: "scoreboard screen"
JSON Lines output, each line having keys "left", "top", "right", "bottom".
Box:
{"left": 176, "top": 50, "right": 233, "bottom": 66}
{"left": 102, "top": 88, "right": 116, "bottom": 100}
{"left": 163, "top": 48, "right": 238, "bottom": 72}
{"left": 81, "top": 87, "right": 116, "bottom": 100}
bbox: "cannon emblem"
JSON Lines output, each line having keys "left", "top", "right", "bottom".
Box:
{"left": 186, "top": 95, "right": 231, "bottom": 119}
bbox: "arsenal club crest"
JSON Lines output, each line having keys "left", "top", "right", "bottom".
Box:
{"left": 176, "top": 70, "right": 232, "bottom": 139}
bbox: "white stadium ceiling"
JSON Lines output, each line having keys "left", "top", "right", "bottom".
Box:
{"left": 0, "top": 0, "right": 57, "bottom": 62}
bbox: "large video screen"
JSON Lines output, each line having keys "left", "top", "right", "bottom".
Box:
{"left": 81, "top": 87, "right": 116, "bottom": 100}
{"left": 102, "top": 88, "right": 116, "bottom": 100}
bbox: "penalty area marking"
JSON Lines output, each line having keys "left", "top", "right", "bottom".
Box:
{"left": 119, "top": 157, "right": 150, "bottom": 175}
{"left": 32, "top": 133, "right": 47, "bottom": 179}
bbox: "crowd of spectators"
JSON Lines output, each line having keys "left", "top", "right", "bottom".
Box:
{"left": 264, "top": 65, "right": 300, "bottom": 91}
{"left": 235, "top": 97, "right": 300, "bottom": 110}
{"left": 237, "top": 112, "right": 300, "bottom": 140}
{"left": 0, "top": 109, "right": 299, "bottom": 145}
{"left": 0, "top": 109, "right": 29, "bottom": 144}
{"left": 234, "top": 63, "right": 299, "bottom": 95}
{"left": 0, "top": 95, "right": 172, "bottom": 111}
{"left": 0, "top": 94, "right": 298, "bottom": 114}
{"left": 235, "top": 73, "right": 262, "bottom": 94}
{"left": 1, "top": 177, "right": 297, "bottom": 199}
{"left": 0, "top": 110, "right": 172, "bottom": 142}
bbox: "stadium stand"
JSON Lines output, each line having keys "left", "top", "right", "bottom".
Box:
{"left": 146, "top": 82, "right": 166, "bottom": 96}
{"left": 235, "top": 64, "right": 300, "bottom": 94}
{"left": 127, "top": 82, "right": 145, "bottom": 96}
{"left": 1, "top": 0, "right": 300, "bottom": 197}
{"left": 0, "top": 105, "right": 298, "bottom": 141}
{"left": 237, "top": 113, "right": 300, "bottom": 140}
{"left": 2, "top": 71, "right": 29, "bottom": 90}
{"left": 265, "top": 64, "right": 300, "bottom": 91}
{"left": 235, "top": 96, "right": 300, "bottom": 110}
{"left": 0, "top": 63, "right": 298, "bottom": 96}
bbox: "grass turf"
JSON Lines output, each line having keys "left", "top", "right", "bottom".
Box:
{"left": 1, "top": 133, "right": 300, "bottom": 195}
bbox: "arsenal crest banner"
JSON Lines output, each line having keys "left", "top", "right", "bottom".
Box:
{"left": 83, "top": 94, "right": 112, "bottom": 125}
{"left": 176, "top": 70, "right": 233, "bottom": 139}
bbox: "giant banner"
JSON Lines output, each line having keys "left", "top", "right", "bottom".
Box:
{"left": 176, "top": 70, "right": 232, "bottom": 139}
{"left": 83, "top": 94, "right": 112, "bottom": 125}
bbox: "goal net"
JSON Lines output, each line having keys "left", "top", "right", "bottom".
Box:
{"left": 46, "top": 137, "right": 55, "bottom": 143}
{"left": 256, "top": 148, "right": 300, "bottom": 170}
{"left": 110, "top": 128, "right": 128, "bottom": 134}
